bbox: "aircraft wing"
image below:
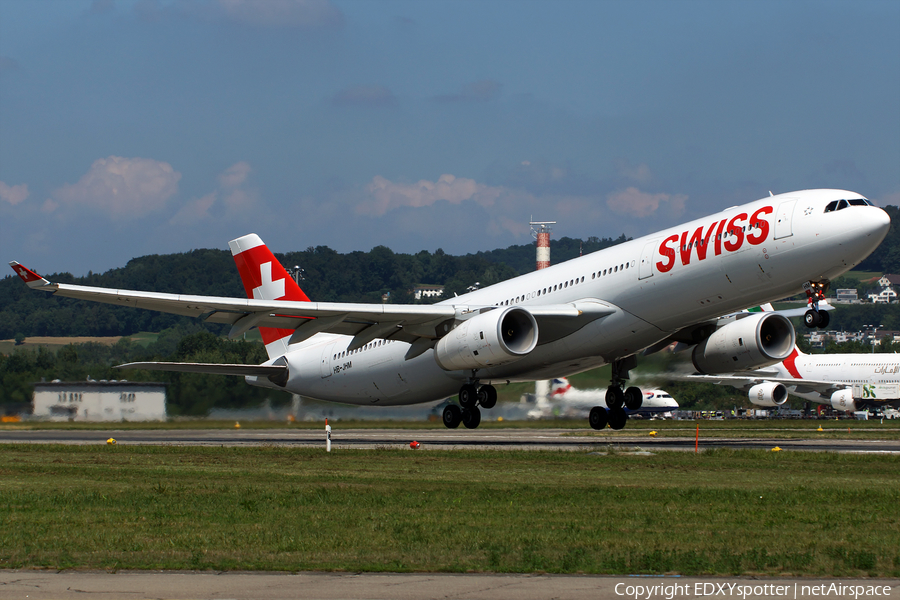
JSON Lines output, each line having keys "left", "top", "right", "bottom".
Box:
{"left": 10, "top": 261, "right": 614, "bottom": 346}
{"left": 671, "top": 372, "right": 849, "bottom": 396}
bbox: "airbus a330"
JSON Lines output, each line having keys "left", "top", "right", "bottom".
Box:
{"left": 11, "top": 189, "right": 889, "bottom": 430}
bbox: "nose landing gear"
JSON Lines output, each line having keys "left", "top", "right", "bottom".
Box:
{"left": 803, "top": 281, "right": 830, "bottom": 329}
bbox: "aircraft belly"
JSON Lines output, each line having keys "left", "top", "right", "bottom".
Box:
{"left": 284, "top": 346, "right": 459, "bottom": 407}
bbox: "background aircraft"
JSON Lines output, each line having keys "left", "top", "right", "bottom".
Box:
{"left": 671, "top": 305, "right": 900, "bottom": 413}
{"left": 679, "top": 347, "right": 900, "bottom": 413}
{"left": 11, "top": 189, "right": 889, "bottom": 431}
{"left": 527, "top": 378, "right": 678, "bottom": 419}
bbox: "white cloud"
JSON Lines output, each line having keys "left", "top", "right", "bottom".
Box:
{"left": 53, "top": 156, "right": 180, "bottom": 219}
{"left": 169, "top": 193, "right": 217, "bottom": 225}
{"left": 170, "top": 162, "right": 259, "bottom": 225}
{"left": 216, "top": 0, "right": 343, "bottom": 29}
{"left": 606, "top": 187, "right": 687, "bottom": 218}
{"left": 360, "top": 174, "right": 503, "bottom": 216}
{"left": 0, "top": 181, "right": 29, "bottom": 205}
{"left": 218, "top": 161, "right": 251, "bottom": 188}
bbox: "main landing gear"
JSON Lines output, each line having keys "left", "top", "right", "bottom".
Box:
{"left": 803, "top": 281, "right": 830, "bottom": 329}
{"left": 589, "top": 356, "right": 641, "bottom": 431}
{"left": 442, "top": 381, "right": 497, "bottom": 429}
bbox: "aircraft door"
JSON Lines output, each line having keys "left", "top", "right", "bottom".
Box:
{"left": 638, "top": 239, "right": 659, "bottom": 280}
{"left": 774, "top": 199, "right": 797, "bottom": 240}
{"left": 320, "top": 342, "right": 337, "bottom": 378}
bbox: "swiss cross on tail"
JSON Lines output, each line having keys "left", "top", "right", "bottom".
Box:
{"left": 228, "top": 234, "right": 310, "bottom": 353}
{"left": 8, "top": 261, "right": 51, "bottom": 289}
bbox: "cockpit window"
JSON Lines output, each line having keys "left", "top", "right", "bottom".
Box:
{"left": 825, "top": 198, "right": 874, "bottom": 213}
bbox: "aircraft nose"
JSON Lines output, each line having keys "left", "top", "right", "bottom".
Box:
{"left": 872, "top": 206, "right": 891, "bottom": 238}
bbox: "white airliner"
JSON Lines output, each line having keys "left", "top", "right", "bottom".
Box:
{"left": 682, "top": 346, "right": 900, "bottom": 413}
{"left": 527, "top": 378, "right": 678, "bottom": 419}
{"left": 10, "top": 189, "right": 889, "bottom": 431}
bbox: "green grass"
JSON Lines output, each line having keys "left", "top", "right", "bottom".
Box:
{"left": 0, "top": 445, "right": 897, "bottom": 576}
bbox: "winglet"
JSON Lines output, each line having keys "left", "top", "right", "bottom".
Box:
{"left": 9, "top": 261, "right": 53, "bottom": 289}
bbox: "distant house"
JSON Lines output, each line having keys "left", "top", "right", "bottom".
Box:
{"left": 868, "top": 288, "right": 897, "bottom": 304}
{"left": 877, "top": 274, "right": 900, "bottom": 288}
{"left": 868, "top": 275, "right": 900, "bottom": 304}
{"left": 33, "top": 380, "right": 166, "bottom": 422}
{"left": 413, "top": 284, "right": 444, "bottom": 301}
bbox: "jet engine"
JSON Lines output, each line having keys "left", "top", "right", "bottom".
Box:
{"left": 692, "top": 312, "right": 795, "bottom": 374}
{"left": 830, "top": 389, "right": 858, "bottom": 412}
{"left": 748, "top": 382, "right": 788, "bottom": 407}
{"left": 434, "top": 307, "right": 538, "bottom": 371}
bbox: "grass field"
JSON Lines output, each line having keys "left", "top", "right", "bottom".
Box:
{"left": 0, "top": 444, "right": 897, "bottom": 576}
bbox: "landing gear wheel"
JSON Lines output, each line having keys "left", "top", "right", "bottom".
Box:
{"left": 589, "top": 406, "right": 608, "bottom": 430}
{"left": 459, "top": 384, "right": 478, "bottom": 408}
{"left": 442, "top": 404, "right": 462, "bottom": 429}
{"left": 624, "top": 386, "right": 643, "bottom": 411}
{"left": 606, "top": 386, "right": 625, "bottom": 410}
{"left": 608, "top": 407, "right": 628, "bottom": 430}
{"left": 803, "top": 310, "right": 818, "bottom": 329}
{"left": 477, "top": 385, "right": 498, "bottom": 409}
{"left": 461, "top": 406, "right": 482, "bottom": 429}
{"left": 817, "top": 310, "right": 830, "bottom": 329}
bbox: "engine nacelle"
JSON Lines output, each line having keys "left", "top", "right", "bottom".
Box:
{"left": 830, "top": 389, "right": 858, "bottom": 412}
{"left": 692, "top": 312, "right": 796, "bottom": 374}
{"left": 434, "top": 307, "right": 538, "bottom": 371}
{"left": 749, "top": 382, "right": 788, "bottom": 407}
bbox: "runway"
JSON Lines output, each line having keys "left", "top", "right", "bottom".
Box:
{"left": 1, "top": 570, "right": 897, "bottom": 600}
{"left": 1, "top": 427, "right": 899, "bottom": 452}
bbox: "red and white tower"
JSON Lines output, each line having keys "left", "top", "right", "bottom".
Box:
{"left": 530, "top": 219, "right": 556, "bottom": 270}
{"left": 531, "top": 218, "right": 556, "bottom": 408}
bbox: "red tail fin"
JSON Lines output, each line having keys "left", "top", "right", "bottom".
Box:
{"left": 229, "top": 234, "right": 309, "bottom": 357}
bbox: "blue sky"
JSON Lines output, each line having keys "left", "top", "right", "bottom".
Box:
{"left": 1, "top": 0, "right": 898, "bottom": 276}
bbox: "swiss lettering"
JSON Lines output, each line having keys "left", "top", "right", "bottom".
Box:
{"left": 723, "top": 213, "right": 747, "bottom": 252}
{"left": 747, "top": 206, "right": 772, "bottom": 245}
{"left": 655, "top": 234, "right": 679, "bottom": 273}
{"left": 657, "top": 205, "right": 772, "bottom": 273}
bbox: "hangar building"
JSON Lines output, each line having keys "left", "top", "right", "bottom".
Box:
{"left": 33, "top": 380, "right": 167, "bottom": 422}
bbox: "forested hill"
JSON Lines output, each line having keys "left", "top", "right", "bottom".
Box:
{"left": 0, "top": 234, "right": 627, "bottom": 339}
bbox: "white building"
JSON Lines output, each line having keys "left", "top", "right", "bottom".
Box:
{"left": 868, "top": 288, "right": 897, "bottom": 304}
{"left": 413, "top": 284, "right": 444, "bottom": 300}
{"left": 33, "top": 381, "right": 167, "bottom": 422}
{"left": 835, "top": 289, "right": 858, "bottom": 303}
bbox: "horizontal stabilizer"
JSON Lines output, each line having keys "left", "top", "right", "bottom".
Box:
{"left": 114, "top": 361, "right": 286, "bottom": 378}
